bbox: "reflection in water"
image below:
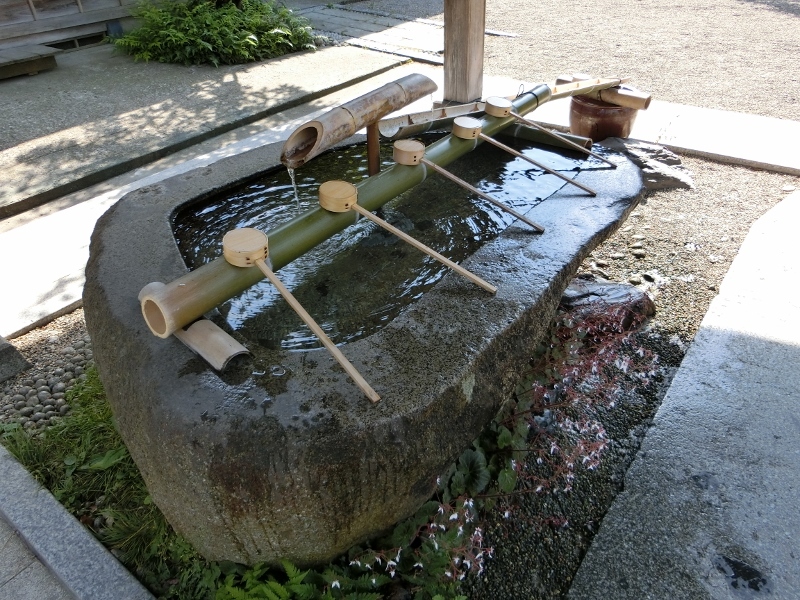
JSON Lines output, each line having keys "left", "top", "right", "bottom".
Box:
{"left": 174, "top": 134, "right": 604, "bottom": 350}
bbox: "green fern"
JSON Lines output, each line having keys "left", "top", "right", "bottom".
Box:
{"left": 112, "top": 0, "right": 315, "bottom": 66}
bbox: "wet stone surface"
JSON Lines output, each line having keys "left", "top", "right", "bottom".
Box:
{"left": 84, "top": 135, "right": 644, "bottom": 566}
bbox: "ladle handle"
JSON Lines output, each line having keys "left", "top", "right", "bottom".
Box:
{"left": 478, "top": 133, "right": 597, "bottom": 197}
{"left": 254, "top": 258, "right": 381, "bottom": 403}
{"left": 421, "top": 158, "right": 545, "bottom": 233}
{"left": 350, "top": 203, "right": 497, "bottom": 294}
{"left": 508, "top": 111, "right": 617, "bottom": 168}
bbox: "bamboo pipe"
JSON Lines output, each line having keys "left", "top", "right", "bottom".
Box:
{"left": 281, "top": 74, "right": 438, "bottom": 169}
{"left": 140, "top": 79, "right": 628, "bottom": 339}
{"left": 222, "top": 227, "right": 380, "bottom": 403}
{"left": 483, "top": 96, "right": 616, "bottom": 168}
{"left": 511, "top": 114, "right": 617, "bottom": 167}
{"left": 319, "top": 180, "right": 496, "bottom": 293}
{"left": 392, "top": 139, "right": 544, "bottom": 233}
{"left": 556, "top": 75, "right": 651, "bottom": 110}
{"left": 378, "top": 101, "right": 486, "bottom": 140}
{"left": 451, "top": 117, "right": 597, "bottom": 196}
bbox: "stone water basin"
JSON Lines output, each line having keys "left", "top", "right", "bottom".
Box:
{"left": 84, "top": 133, "right": 643, "bottom": 566}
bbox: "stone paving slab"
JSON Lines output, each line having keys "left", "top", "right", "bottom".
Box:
{"left": 0, "top": 517, "right": 73, "bottom": 600}
{"left": 0, "top": 44, "right": 406, "bottom": 218}
{"left": 303, "top": 5, "right": 444, "bottom": 57}
{"left": 0, "top": 444, "right": 154, "bottom": 599}
{"left": 568, "top": 191, "right": 800, "bottom": 599}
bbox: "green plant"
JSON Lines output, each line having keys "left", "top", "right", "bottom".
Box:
{"left": 112, "top": 0, "right": 315, "bottom": 66}
{"left": 0, "top": 297, "right": 658, "bottom": 599}
{"left": 0, "top": 369, "right": 216, "bottom": 598}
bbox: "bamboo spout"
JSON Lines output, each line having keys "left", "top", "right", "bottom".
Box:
{"left": 281, "top": 73, "right": 438, "bottom": 169}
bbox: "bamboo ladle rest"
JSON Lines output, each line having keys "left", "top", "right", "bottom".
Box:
{"left": 483, "top": 96, "right": 617, "bottom": 168}
{"left": 222, "top": 227, "right": 380, "bottom": 403}
{"left": 392, "top": 139, "right": 545, "bottom": 233}
{"left": 451, "top": 116, "right": 597, "bottom": 197}
{"left": 318, "top": 180, "right": 497, "bottom": 294}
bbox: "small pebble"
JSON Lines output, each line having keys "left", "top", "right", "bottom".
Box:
{"left": 782, "top": 185, "right": 796, "bottom": 192}
{"left": 610, "top": 252, "right": 626, "bottom": 259}
{"left": 630, "top": 242, "right": 643, "bottom": 249}
{"left": 631, "top": 234, "right": 645, "bottom": 240}
{"left": 628, "top": 275, "right": 643, "bottom": 285}
{"left": 594, "top": 259, "right": 609, "bottom": 267}
{"left": 632, "top": 250, "right": 646, "bottom": 258}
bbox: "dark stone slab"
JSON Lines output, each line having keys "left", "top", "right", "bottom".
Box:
{"left": 83, "top": 136, "right": 644, "bottom": 566}
{"left": 0, "top": 335, "right": 30, "bottom": 383}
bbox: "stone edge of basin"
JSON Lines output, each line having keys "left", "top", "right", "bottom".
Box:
{"left": 83, "top": 135, "right": 644, "bottom": 566}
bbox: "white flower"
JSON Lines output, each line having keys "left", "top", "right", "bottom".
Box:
{"left": 331, "top": 580, "right": 340, "bottom": 589}
{"left": 449, "top": 512, "right": 459, "bottom": 521}
{"left": 414, "top": 562, "right": 424, "bottom": 569}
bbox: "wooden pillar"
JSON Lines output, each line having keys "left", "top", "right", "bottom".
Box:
{"left": 443, "top": 0, "right": 485, "bottom": 103}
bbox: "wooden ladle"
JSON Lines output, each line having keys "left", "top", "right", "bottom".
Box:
{"left": 222, "top": 227, "right": 380, "bottom": 403}
{"left": 318, "top": 180, "right": 497, "bottom": 294}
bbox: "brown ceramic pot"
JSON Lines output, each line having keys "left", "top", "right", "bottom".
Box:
{"left": 569, "top": 95, "right": 638, "bottom": 140}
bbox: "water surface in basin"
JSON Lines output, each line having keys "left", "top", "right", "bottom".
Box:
{"left": 174, "top": 135, "right": 608, "bottom": 351}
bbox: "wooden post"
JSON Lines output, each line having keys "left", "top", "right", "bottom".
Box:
{"left": 366, "top": 122, "right": 380, "bottom": 176}
{"left": 443, "top": 0, "right": 485, "bottom": 103}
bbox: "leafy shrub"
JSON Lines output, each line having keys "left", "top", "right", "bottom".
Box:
{"left": 112, "top": 0, "right": 315, "bottom": 66}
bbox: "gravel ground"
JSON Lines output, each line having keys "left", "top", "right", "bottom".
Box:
{"left": 1, "top": 309, "right": 92, "bottom": 430}
{"left": 2, "top": 1, "right": 800, "bottom": 597}
{"left": 351, "top": 0, "right": 800, "bottom": 121}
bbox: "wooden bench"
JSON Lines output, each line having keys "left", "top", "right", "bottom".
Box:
{"left": 0, "top": 44, "right": 60, "bottom": 80}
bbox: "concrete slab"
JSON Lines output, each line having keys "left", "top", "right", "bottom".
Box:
{"left": 0, "top": 444, "right": 154, "bottom": 599}
{"left": 568, "top": 191, "right": 800, "bottom": 599}
{"left": 0, "top": 44, "right": 406, "bottom": 217}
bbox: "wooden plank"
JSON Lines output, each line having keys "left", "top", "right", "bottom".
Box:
{"left": 31, "top": 0, "right": 80, "bottom": 20}
{"left": 0, "top": 53, "right": 55, "bottom": 78}
{"left": 79, "top": 0, "right": 120, "bottom": 11}
{"left": 0, "top": 5, "right": 128, "bottom": 38}
{"left": 0, "top": 43, "right": 58, "bottom": 62}
{"left": 0, "top": 0, "right": 35, "bottom": 26}
{"left": 0, "top": 20, "right": 106, "bottom": 48}
{"left": 443, "top": 0, "right": 485, "bottom": 103}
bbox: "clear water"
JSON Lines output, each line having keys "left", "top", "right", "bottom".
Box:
{"left": 173, "top": 134, "right": 606, "bottom": 350}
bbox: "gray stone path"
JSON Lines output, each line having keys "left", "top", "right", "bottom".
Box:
{"left": 569, "top": 190, "right": 800, "bottom": 599}
{"left": 301, "top": 5, "right": 444, "bottom": 61}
